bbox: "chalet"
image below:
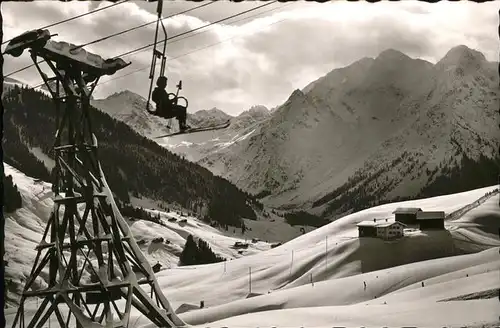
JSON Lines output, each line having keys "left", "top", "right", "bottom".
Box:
{"left": 233, "top": 241, "right": 249, "bottom": 249}
{"left": 357, "top": 218, "right": 406, "bottom": 240}
{"left": 270, "top": 242, "right": 282, "bottom": 249}
{"left": 152, "top": 237, "right": 164, "bottom": 243}
{"left": 417, "top": 211, "right": 445, "bottom": 230}
{"left": 392, "top": 207, "right": 423, "bottom": 225}
{"left": 152, "top": 262, "right": 162, "bottom": 273}
{"left": 357, "top": 220, "right": 378, "bottom": 238}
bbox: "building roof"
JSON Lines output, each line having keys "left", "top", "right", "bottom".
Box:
{"left": 416, "top": 211, "right": 446, "bottom": 220}
{"left": 357, "top": 219, "right": 407, "bottom": 228}
{"left": 392, "top": 207, "right": 423, "bottom": 214}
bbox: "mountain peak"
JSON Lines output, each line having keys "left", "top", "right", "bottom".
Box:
{"left": 247, "top": 105, "right": 269, "bottom": 115}
{"left": 438, "top": 45, "right": 486, "bottom": 66}
{"left": 288, "top": 89, "right": 305, "bottom": 101}
{"left": 376, "top": 48, "right": 411, "bottom": 61}
{"left": 189, "top": 107, "right": 233, "bottom": 127}
{"left": 208, "top": 107, "right": 229, "bottom": 115}
{"left": 237, "top": 105, "right": 270, "bottom": 120}
{"left": 105, "top": 90, "right": 146, "bottom": 103}
{"left": 193, "top": 107, "right": 232, "bottom": 118}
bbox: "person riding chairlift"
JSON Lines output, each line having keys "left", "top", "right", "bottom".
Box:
{"left": 151, "top": 76, "right": 189, "bottom": 132}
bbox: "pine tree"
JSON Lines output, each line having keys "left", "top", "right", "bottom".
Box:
{"left": 3, "top": 174, "right": 23, "bottom": 212}
{"left": 179, "top": 235, "right": 224, "bottom": 266}
{"left": 179, "top": 235, "right": 198, "bottom": 266}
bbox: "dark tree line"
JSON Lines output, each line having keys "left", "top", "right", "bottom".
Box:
{"left": 179, "top": 235, "right": 225, "bottom": 266}
{"left": 417, "top": 153, "right": 499, "bottom": 198}
{"left": 115, "top": 199, "right": 161, "bottom": 223}
{"left": 317, "top": 152, "right": 499, "bottom": 219}
{"left": 3, "top": 86, "right": 257, "bottom": 228}
{"left": 202, "top": 215, "right": 248, "bottom": 234}
{"left": 3, "top": 174, "right": 23, "bottom": 213}
{"left": 2, "top": 90, "right": 52, "bottom": 183}
{"left": 284, "top": 211, "right": 330, "bottom": 228}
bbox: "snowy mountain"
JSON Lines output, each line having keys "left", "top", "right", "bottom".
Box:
{"left": 156, "top": 104, "right": 271, "bottom": 163}
{"left": 187, "top": 107, "right": 233, "bottom": 127}
{"left": 2, "top": 162, "right": 268, "bottom": 305}
{"left": 197, "top": 45, "right": 499, "bottom": 214}
{"left": 91, "top": 90, "right": 270, "bottom": 163}
{"left": 90, "top": 88, "right": 272, "bottom": 163}
{"left": 3, "top": 76, "right": 72, "bottom": 99}
{"left": 4, "top": 161, "right": 500, "bottom": 326}
{"left": 91, "top": 90, "right": 172, "bottom": 138}
{"left": 2, "top": 77, "right": 28, "bottom": 98}
{"left": 91, "top": 91, "right": 233, "bottom": 139}
{"left": 3, "top": 86, "right": 260, "bottom": 231}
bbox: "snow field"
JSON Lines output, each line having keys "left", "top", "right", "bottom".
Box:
{"left": 4, "top": 162, "right": 499, "bottom": 327}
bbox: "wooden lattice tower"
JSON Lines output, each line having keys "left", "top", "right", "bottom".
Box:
{"left": 5, "top": 30, "right": 186, "bottom": 328}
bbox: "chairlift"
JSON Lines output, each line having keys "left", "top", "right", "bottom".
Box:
{"left": 145, "top": 0, "right": 188, "bottom": 123}
{"left": 145, "top": 0, "right": 231, "bottom": 138}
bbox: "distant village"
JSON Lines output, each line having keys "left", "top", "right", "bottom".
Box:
{"left": 356, "top": 208, "right": 445, "bottom": 240}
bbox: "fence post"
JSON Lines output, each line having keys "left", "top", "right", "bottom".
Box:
{"left": 325, "top": 236, "right": 328, "bottom": 271}
{"left": 249, "top": 267, "right": 252, "bottom": 294}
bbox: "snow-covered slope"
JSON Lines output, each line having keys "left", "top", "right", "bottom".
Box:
{"left": 5, "top": 161, "right": 500, "bottom": 326}
{"left": 3, "top": 76, "right": 61, "bottom": 99}
{"left": 91, "top": 90, "right": 172, "bottom": 138}
{"left": 187, "top": 107, "right": 233, "bottom": 127}
{"left": 2, "top": 77, "right": 35, "bottom": 98}
{"left": 156, "top": 105, "right": 271, "bottom": 163}
{"left": 3, "top": 77, "right": 24, "bottom": 97}
{"left": 3, "top": 163, "right": 272, "bottom": 305}
{"left": 198, "top": 45, "right": 499, "bottom": 210}
{"left": 91, "top": 90, "right": 271, "bottom": 163}
{"left": 91, "top": 91, "right": 234, "bottom": 139}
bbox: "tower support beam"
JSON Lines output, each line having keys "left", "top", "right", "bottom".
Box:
{"left": 5, "top": 29, "right": 186, "bottom": 328}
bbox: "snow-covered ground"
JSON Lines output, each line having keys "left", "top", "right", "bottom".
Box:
{"left": 3, "top": 77, "right": 52, "bottom": 98}
{"left": 129, "top": 197, "right": 315, "bottom": 244}
{"left": 4, "top": 162, "right": 500, "bottom": 327}
{"left": 3, "top": 163, "right": 270, "bottom": 280}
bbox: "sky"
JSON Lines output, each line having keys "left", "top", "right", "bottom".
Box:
{"left": 2, "top": 1, "right": 498, "bottom": 115}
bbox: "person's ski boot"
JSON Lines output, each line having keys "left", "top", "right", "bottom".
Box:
{"left": 180, "top": 123, "right": 191, "bottom": 132}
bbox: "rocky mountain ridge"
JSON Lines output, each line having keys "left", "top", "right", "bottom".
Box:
{"left": 197, "top": 45, "right": 499, "bottom": 217}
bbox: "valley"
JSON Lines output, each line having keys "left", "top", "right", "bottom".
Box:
{"left": 103, "top": 46, "right": 498, "bottom": 221}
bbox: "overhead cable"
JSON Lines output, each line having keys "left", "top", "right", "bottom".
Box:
{"left": 1, "top": 0, "right": 130, "bottom": 46}
{"left": 4, "top": 0, "right": 210, "bottom": 77}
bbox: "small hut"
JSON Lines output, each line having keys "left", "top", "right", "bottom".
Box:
{"left": 417, "top": 211, "right": 445, "bottom": 230}
{"left": 392, "top": 207, "right": 423, "bottom": 225}
{"left": 152, "top": 261, "right": 162, "bottom": 273}
{"left": 357, "top": 218, "right": 406, "bottom": 240}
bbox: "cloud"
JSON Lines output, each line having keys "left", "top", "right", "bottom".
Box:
{"left": 2, "top": 1, "right": 498, "bottom": 115}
